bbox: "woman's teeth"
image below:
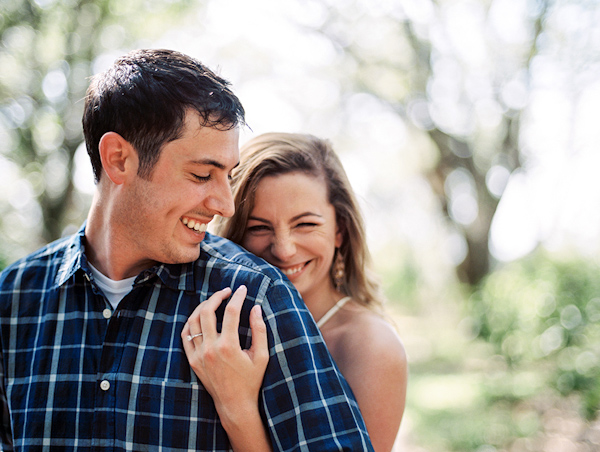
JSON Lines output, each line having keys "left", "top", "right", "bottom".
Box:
{"left": 281, "top": 264, "right": 304, "bottom": 276}
{"left": 182, "top": 218, "right": 207, "bottom": 232}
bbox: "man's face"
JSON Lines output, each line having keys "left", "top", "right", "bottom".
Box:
{"left": 119, "top": 111, "right": 239, "bottom": 271}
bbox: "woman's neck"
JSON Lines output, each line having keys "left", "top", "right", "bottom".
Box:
{"left": 302, "top": 286, "right": 347, "bottom": 325}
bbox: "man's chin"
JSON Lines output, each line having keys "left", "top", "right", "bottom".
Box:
{"left": 177, "top": 245, "right": 203, "bottom": 264}
{"left": 158, "top": 245, "right": 202, "bottom": 266}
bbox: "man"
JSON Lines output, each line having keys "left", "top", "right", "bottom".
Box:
{"left": 0, "top": 49, "right": 373, "bottom": 451}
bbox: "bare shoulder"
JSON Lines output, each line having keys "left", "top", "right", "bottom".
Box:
{"left": 354, "top": 310, "right": 405, "bottom": 368}
{"left": 324, "top": 303, "right": 408, "bottom": 451}
{"left": 326, "top": 304, "right": 407, "bottom": 375}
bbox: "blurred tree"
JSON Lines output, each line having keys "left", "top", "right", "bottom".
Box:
{"left": 309, "top": 0, "right": 558, "bottom": 285}
{"left": 470, "top": 251, "right": 600, "bottom": 421}
{"left": 0, "top": 0, "right": 195, "bottom": 263}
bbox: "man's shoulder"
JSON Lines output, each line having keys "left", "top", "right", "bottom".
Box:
{"left": 193, "top": 233, "right": 304, "bottom": 312}
{"left": 199, "top": 232, "right": 284, "bottom": 282}
{"left": 0, "top": 235, "right": 76, "bottom": 286}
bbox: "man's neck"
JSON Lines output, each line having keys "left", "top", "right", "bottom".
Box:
{"left": 85, "top": 200, "right": 155, "bottom": 280}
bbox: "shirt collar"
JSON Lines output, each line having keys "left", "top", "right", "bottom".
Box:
{"left": 55, "top": 222, "right": 199, "bottom": 293}
{"left": 140, "top": 261, "right": 197, "bottom": 293}
{"left": 55, "top": 223, "right": 88, "bottom": 288}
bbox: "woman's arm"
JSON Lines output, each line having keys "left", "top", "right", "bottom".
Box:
{"left": 337, "top": 318, "right": 408, "bottom": 452}
{"left": 182, "top": 286, "right": 273, "bottom": 452}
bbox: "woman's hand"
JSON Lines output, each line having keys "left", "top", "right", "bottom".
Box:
{"left": 182, "top": 286, "right": 272, "bottom": 451}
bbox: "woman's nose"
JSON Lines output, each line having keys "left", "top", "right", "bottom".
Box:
{"left": 271, "top": 233, "right": 296, "bottom": 261}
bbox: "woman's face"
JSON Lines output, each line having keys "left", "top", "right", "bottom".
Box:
{"left": 241, "top": 172, "right": 342, "bottom": 304}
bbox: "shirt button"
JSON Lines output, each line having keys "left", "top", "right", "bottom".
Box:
{"left": 100, "top": 380, "right": 110, "bottom": 391}
{"left": 102, "top": 309, "right": 112, "bottom": 319}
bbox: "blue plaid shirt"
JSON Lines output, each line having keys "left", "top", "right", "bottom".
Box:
{"left": 0, "top": 225, "right": 373, "bottom": 451}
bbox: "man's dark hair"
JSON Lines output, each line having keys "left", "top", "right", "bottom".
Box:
{"left": 82, "top": 49, "right": 245, "bottom": 182}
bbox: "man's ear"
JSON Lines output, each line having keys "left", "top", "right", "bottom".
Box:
{"left": 98, "top": 132, "right": 138, "bottom": 185}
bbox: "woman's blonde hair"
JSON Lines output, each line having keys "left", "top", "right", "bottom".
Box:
{"left": 214, "top": 132, "right": 384, "bottom": 310}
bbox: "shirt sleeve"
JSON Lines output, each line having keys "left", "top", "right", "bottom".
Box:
{"left": 0, "top": 349, "right": 14, "bottom": 451}
{"left": 0, "top": 267, "right": 14, "bottom": 452}
{"left": 259, "top": 280, "right": 374, "bottom": 452}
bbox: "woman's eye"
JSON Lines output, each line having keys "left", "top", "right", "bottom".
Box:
{"left": 297, "top": 222, "right": 318, "bottom": 228}
{"left": 246, "top": 225, "right": 270, "bottom": 233}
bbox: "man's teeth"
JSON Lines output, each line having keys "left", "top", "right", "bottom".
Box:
{"left": 281, "top": 265, "right": 304, "bottom": 276}
{"left": 182, "top": 218, "right": 207, "bottom": 232}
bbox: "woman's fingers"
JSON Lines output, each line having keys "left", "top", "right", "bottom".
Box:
{"left": 220, "top": 285, "right": 247, "bottom": 341}
{"left": 248, "top": 304, "right": 269, "bottom": 368}
{"left": 182, "top": 286, "right": 270, "bottom": 414}
{"left": 198, "top": 287, "right": 232, "bottom": 341}
{"left": 183, "top": 286, "right": 266, "bottom": 364}
{"left": 181, "top": 322, "right": 199, "bottom": 369}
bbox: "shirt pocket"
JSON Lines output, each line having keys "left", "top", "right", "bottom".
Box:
{"left": 119, "top": 377, "right": 230, "bottom": 449}
{"left": 132, "top": 377, "right": 214, "bottom": 415}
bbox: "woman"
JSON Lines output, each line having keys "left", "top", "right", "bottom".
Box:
{"left": 183, "top": 133, "right": 407, "bottom": 451}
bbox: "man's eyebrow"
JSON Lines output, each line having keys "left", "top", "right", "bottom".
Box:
{"left": 189, "top": 159, "right": 240, "bottom": 170}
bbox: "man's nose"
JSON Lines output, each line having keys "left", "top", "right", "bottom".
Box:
{"left": 205, "top": 178, "right": 235, "bottom": 218}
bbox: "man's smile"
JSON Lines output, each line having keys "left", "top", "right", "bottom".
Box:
{"left": 182, "top": 216, "right": 208, "bottom": 233}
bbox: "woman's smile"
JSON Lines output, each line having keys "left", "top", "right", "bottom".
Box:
{"left": 278, "top": 261, "right": 310, "bottom": 279}
{"left": 241, "top": 172, "right": 342, "bottom": 305}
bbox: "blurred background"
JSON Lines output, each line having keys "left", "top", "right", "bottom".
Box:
{"left": 1, "top": 0, "right": 599, "bottom": 450}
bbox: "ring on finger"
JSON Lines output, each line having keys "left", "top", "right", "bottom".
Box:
{"left": 186, "top": 332, "right": 203, "bottom": 342}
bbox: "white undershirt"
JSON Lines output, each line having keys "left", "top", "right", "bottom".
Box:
{"left": 88, "top": 263, "right": 136, "bottom": 310}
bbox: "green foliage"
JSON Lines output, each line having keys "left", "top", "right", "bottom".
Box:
{"left": 406, "top": 370, "right": 544, "bottom": 452}
{"left": 0, "top": 253, "right": 8, "bottom": 273}
{"left": 469, "top": 251, "right": 600, "bottom": 421}
{"left": 382, "top": 257, "right": 422, "bottom": 313}
{"left": 405, "top": 252, "right": 600, "bottom": 451}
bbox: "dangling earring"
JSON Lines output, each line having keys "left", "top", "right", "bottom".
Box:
{"left": 332, "top": 249, "right": 345, "bottom": 291}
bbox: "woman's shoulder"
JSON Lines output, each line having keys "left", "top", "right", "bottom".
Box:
{"left": 333, "top": 303, "right": 408, "bottom": 452}
{"left": 330, "top": 303, "right": 407, "bottom": 370}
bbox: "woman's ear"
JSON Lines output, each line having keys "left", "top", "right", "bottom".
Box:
{"left": 98, "top": 132, "right": 137, "bottom": 185}
{"left": 335, "top": 224, "right": 344, "bottom": 248}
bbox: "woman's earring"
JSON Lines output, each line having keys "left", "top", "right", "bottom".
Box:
{"left": 333, "top": 250, "right": 345, "bottom": 291}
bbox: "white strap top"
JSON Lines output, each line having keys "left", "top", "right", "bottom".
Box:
{"left": 317, "top": 296, "right": 352, "bottom": 328}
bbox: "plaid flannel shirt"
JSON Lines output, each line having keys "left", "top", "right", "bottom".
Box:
{"left": 0, "top": 225, "right": 372, "bottom": 451}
